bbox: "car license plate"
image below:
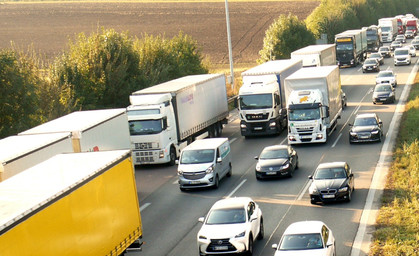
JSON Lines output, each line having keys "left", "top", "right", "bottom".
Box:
{"left": 214, "top": 246, "right": 228, "bottom": 251}
{"left": 360, "top": 135, "right": 369, "bottom": 139}
{"left": 322, "top": 195, "right": 335, "bottom": 198}
{"left": 266, "top": 171, "right": 276, "bottom": 175}
{"left": 189, "top": 180, "right": 200, "bottom": 184}
{"left": 254, "top": 127, "right": 262, "bottom": 130}
{"left": 380, "top": 98, "right": 386, "bottom": 101}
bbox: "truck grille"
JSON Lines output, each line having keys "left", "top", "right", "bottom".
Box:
{"left": 135, "top": 151, "right": 156, "bottom": 163}
{"left": 183, "top": 171, "right": 206, "bottom": 180}
{"left": 134, "top": 142, "right": 159, "bottom": 150}
{"left": 207, "top": 239, "right": 236, "bottom": 252}
{"left": 246, "top": 113, "right": 269, "bottom": 120}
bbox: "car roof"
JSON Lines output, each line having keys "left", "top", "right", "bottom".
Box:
{"left": 355, "top": 113, "right": 377, "bottom": 119}
{"left": 211, "top": 197, "right": 252, "bottom": 210}
{"left": 283, "top": 221, "right": 326, "bottom": 235}
{"left": 316, "top": 162, "right": 346, "bottom": 169}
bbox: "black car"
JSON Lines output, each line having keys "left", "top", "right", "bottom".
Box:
{"left": 372, "top": 83, "right": 396, "bottom": 104}
{"left": 308, "top": 162, "right": 354, "bottom": 204}
{"left": 362, "top": 58, "right": 380, "bottom": 73}
{"left": 349, "top": 113, "right": 383, "bottom": 143}
{"left": 255, "top": 145, "right": 298, "bottom": 179}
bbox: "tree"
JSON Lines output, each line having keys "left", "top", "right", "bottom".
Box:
{"left": 258, "top": 14, "right": 316, "bottom": 63}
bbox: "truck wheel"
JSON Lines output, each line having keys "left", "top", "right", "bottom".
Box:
{"left": 169, "top": 147, "right": 176, "bottom": 166}
{"left": 216, "top": 122, "right": 223, "bottom": 137}
{"left": 208, "top": 125, "right": 216, "bottom": 138}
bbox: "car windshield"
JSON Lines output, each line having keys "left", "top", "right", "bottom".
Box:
{"left": 260, "top": 148, "right": 288, "bottom": 159}
{"left": 379, "top": 47, "right": 389, "bottom": 51}
{"left": 375, "top": 85, "right": 392, "bottom": 92}
{"left": 378, "top": 72, "right": 393, "bottom": 78}
{"left": 395, "top": 50, "right": 408, "bottom": 55}
{"left": 370, "top": 54, "right": 381, "bottom": 58}
{"left": 354, "top": 117, "right": 377, "bottom": 126}
{"left": 129, "top": 119, "right": 163, "bottom": 135}
{"left": 279, "top": 233, "right": 324, "bottom": 250}
{"left": 364, "top": 59, "right": 376, "bottom": 64}
{"left": 289, "top": 108, "right": 320, "bottom": 121}
{"left": 314, "top": 168, "right": 347, "bottom": 179}
{"left": 206, "top": 208, "right": 246, "bottom": 224}
{"left": 180, "top": 149, "right": 214, "bottom": 164}
{"left": 239, "top": 94, "right": 273, "bottom": 110}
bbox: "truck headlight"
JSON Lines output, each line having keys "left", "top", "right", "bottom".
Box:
{"left": 316, "top": 134, "right": 323, "bottom": 139}
{"left": 159, "top": 150, "right": 164, "bottom": 158}
{"left": 206, "top": 165, "right": 214, "bottom": 174}
{"left": 240, "top": 124, "right": 247, "bottom": 128}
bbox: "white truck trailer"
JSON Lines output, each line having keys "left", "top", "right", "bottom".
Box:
{"left": 378, "top": 17, "right": 398, "bottom": 42}
{"left": 290, "top": 44, "right": 336, "bottom": 67}
{"left": 237, "top": 59, "right": 302, "bottom": 137}
{"left": 0, "top": 133, "right": 73, "bottom": 182}
{"left": 284, "top": 66, "right": 342, "bottom": 144}
{"left": 19, "top": 108, "right": 130, "bottom": 153}
{"left": 127, "top": 74, "right": 229, "bottom": 166}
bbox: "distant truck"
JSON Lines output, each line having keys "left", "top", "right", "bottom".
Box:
{"left": 0, "top": 133, "right": 73, "bottom": 182}
{"left": 290, "top": 44, "right": 336, "bottom": 67}
{"left": 127, "top": 74, "right": 229, "bottom": 166}
{"left": 237, "top": 59, "right": 302, "bottom": 137}
{"left": 19, "top": 108, "right": 131, "bottom": 153}
{"left": 0, "top": 150, "right": 143, "bottom": 255}
{"left": 378, "top": 17, "right": 398, "bottom": 42}
{"left": 335, "top": 29, "right": 367, "bottom": 67}
{"left": 396, "top": 17, "right": 405, "bottom": 34}
{"left": 405, "top": 19, "right": 418, "bottom": 35}
{"left": 284, "top": 66, "right": 342, "bottom": 144}
{"left": 365, "top": 25, "right": 382, "bottom": 52}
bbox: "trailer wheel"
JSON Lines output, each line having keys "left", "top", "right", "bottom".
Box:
{"left": 216, "top": 122, "right": 223, "bottom": 137}
{"left": 169, "top": 147, "right": 176, "bottom": 166}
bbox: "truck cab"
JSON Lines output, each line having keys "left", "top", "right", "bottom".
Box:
{"left": 287, "top": 90, "right": 328, "bottom": 144}
{"left": 127, "top": 93, "right": 178, "bottom": 166}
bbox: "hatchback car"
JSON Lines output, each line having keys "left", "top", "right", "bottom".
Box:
{"left": 395, "top": 34, "right": 406, "bottom": 43}
{"left": 394, "top": 48, "right": 411, "bottom": 66}
{"left": 369, "top": 52, "right": 384, "bottom": 65}
{"left": 412, "top": 40, "right": 419, "bottom": 50}
{"left": 407, "top": 45, "right": 417, "bottom": 57}
{"left": 255, "top": 145, "right": 298, "bottom": 180}
{"left": 378, "top": 46, "right": 391, "bottom": 58}
{"left": 373, "top": 83, "right": 396, "bottom": 104}
{"left": 272, "top": 221, "right": 336, "bottom": 256}
{"left": 308, "top": 162, "right": 354, "bottom": 204}
{"left": 197, "top": 197, "right": 263, "bottom": 256}
{"left": 390, "top": 40, "right": 402, "bottom": 51}
{"left": 349, "top": 113, "right": 383, "bottom": 143}
{"left": 362, "top": 58, "right": 380, "bottom": 73}
{"left": 376, "top": 70, "right": 397, "bottom": 87}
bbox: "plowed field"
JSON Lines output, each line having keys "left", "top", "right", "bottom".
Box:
{"left": 0, "top": 1, "right": 319, "bottom": 65}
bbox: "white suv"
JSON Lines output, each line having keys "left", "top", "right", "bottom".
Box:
{"left": 197, "top": 197, "right": 263, "bottom": 256}
{"left": 394, "top": 48, "right": 411, "bottom": 66}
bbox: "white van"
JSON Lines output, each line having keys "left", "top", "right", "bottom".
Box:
{"left": 177, "top": 138, "right": 232, "bottom": 191}
{"left": 394, "top": 48, "right": 411, "bottom": 66}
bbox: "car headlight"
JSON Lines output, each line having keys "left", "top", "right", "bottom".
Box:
{"left": 178, "top": 170, "right": 183, "bottom": 175}
{"left": 350, "top": 132, "right": 357, "bottom": 136}
{"left": 206, "top": 165, "right": 214, "bottom": 174}
{"left": 309, "top": 184, "right": 318, "bottom": 194}
{"left": 269, "top": 121, "right": 276, "bottom": 127}
{"left": 371, "top": 130, "right": 379, "bottom": 134}
{"left": 389, "top": 92, "right": 394, "bottom": 96}
{"left": 198, "top": 235, "right": 207, "bottom": 240}
{"left": 255, "top": 163, "right": 261, "bottom": 171}
{"left": 280, "top": 162, "right": 290, "bottom": 170}
{"left": 339, "top": 187, "right": 348, "bottom": 192}
{"left": 235, "top": 231, "right": 246, "bottom": 238}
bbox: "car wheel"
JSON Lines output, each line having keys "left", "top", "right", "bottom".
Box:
{"left": 378, "top": 132, "right": 383, "bottom": 142}
{"left": 295, "top": 158, "right": 299, "bottom": 170}
{"left": 346, "top": 189, "right": 352, "bottom": 202}
{"left": 310, "top": 199, "right": 317, "bottom": 205}
{"left": 169, "top": 147, "right": 176, "bottom": 166}
{"left": 288, "top": 169, "right": 294, "bottom": 178}
{"left": 257, "top": 217, "right": 264, "bottom": 240}
{"left": 247, "top": 236, "right": 253, "bottom": 256}
{"left": 213, "top": 175, "right": 220, "bottom": 189}
{"left": 226, "top": 163, "right": 232, "bottom": 177}
{"left": 180, "top": 187, "right": 186, "bottom": 192}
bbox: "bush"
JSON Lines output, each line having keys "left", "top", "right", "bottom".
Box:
{"left": 258, "top": 14, "right": 316, "bottom": 62}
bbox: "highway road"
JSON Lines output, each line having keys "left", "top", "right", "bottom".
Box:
{"left": 129, "top": 43, "right": 418, "bottom": 256}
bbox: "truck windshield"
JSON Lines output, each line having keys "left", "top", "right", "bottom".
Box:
{"left": 239, "top": 94, "right": 273, "bottom": 110}
{"left": 336, "top": 43, "right": 353, "bottom": 51}
{"left": 180, "top": 149, "right": 215, "bottom": 164}
{"left": 381, "top": 27, "right": 391, "bottom": 32}
{"left": 129, "top": 119, "right": 163, "bottom": 135}
{"left": 289, "top": 108, "right": 320, "bottom": 121}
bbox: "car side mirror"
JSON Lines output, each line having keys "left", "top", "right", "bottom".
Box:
{"left": 198, "top": 217, "right": 205, "bottom": 223}
{"left": 379, "top": 121, "right": 382, "bottom": 125}
{"left": 175, "top": 160, "right": 179, "bottom": 165}
{"left": 308, "top": 175, "right": 313, "bottom": 179}
{"left": 216, "top": 157, "right": 222, "bottom": 163}
{"left": 327, "top": 242, "right": 334, "bottom": 248}
{"left": 254, "top": 156, "right": 259, "bottom": 160}
{"left": 272, "top": 244, "right": 278, "bottom": 250}
{"left": 349, "top": 173, "right": 354, "bottom": 177}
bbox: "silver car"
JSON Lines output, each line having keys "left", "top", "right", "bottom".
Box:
{"left": 376, "top": 70, "right": 397, "bottom": 87}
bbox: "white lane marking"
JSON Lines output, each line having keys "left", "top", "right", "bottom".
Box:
{"left": 140, "top": 202, "right": 151, "bottom": 212}
{"left": 280, "top": 137, "right": 287, "bottom": 145}
{"left": 172, "top": 179, "right": 178, "bottom": 184}
{"left": 230, "top": 137, "right": 237, "bottom": 144}
{"left": 226, "top": 179, "right": 247, "bottom": 198}
{"left": 297, "top": 180, "right": 311, "bottom": 201}
{"left": 331, "top": 133, "right": 342, "bottom": 148}
{"left": 351, "top": 59, "right": 419, "bottom": 256}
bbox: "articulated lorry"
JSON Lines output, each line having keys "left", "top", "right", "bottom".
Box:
{"left": 19, "top": 108, "right": 130, "bottom": 153}
{"left": 0, "top": 150, "right": 142, "bottom": 255}
{"left": 378, "top": 17, "right": 398, "bottom": 42}
{"left": 290, "top": 44, "right": 336, "bottom": 67}
{"left": 335, "top": 29, "right": 367, "bottom": 67}
{"left": 365, "top": 25, "right": 382, "bottom": 52}
{"left": 284, "top": 65, "right": 342, "bottom": 144}
{"left": 237, "top": 59, "right": 302, "bottom": 137}
{"left": 0, "top": 133, "right": 73, "bottom": 182}
{"left": 127, "top": 74, "right": 229, "bottom": 165}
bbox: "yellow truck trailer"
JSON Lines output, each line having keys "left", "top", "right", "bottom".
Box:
{"left": 0, "top": 150, "right": 142, "bottom": 256}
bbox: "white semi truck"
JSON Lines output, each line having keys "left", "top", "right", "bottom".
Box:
{"left": 378, "top": 17, "right": 398, "bottom": 42}
{"left": 127, "top": 74, "right": 229, "bottom": 166}
{"left": 237, "top": 60, "right": 302, "bottom": 137}
{"left": 290, "top": 44, "right": 336, "bottom": 67}
{"left": 284, "top": 66, "right": 342, "bottom": 144}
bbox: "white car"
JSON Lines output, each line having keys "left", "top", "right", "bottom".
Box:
{"left": 197, "top": 197, "right": 263, "bottom": 256}
{"left": 394, "top": 48, "right": 411, "bottom": 66}
{"left": 272, "top": 221, "right": 336, "bottom": 256}
{"left": 376, "top": 70, "right": 397, "bottom": 87}
{"left": 407, "top": 45, "right": 417, "bottom": 57}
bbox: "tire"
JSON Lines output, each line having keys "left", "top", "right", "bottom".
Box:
{"left": 213, "top": 124, "right": 220, "bottom": 137}
{"left": 346, "top": 189, "right": 352, "bottom": 202}
{"left": 310, "top": 199, "right": 317, "bottom": 205}
{"left": 295, "top": 158, "right": 299, "bottom": 170}
{"left": 226, "top": 163, "right": 232, "bottom": 177}
{"left": 217, "top": 122, "right": 223, "bottom": 137}
{"left": 378, "top": 132, "right": 382, "bottom": 142}
{"left": 180, "top": 187, "right": 186, "bottom": 192}
{"left": 257, "top": 217, "right": 264, "bottom": 240}
{"left": 169, "top": 147, "right": 176, "bottom": 166}
{"left": 213, "top": 175, "right": 220, "bottom": 189}
{"left": 288, "top": 169, "right": 294, "bottom": 178}
{"left": 247, "top": 236, "right": 253, "bottom": 256}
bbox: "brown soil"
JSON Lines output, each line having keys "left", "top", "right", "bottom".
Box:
{"left": 0, "top": 1, "right": 319, "bottom": 66}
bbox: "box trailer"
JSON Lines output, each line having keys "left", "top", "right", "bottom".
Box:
{"left": 290, "top": 44, "right": 336, "bottom": 67}
{"left": 0, "top": 150, "right": 142, "bottom": 255}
